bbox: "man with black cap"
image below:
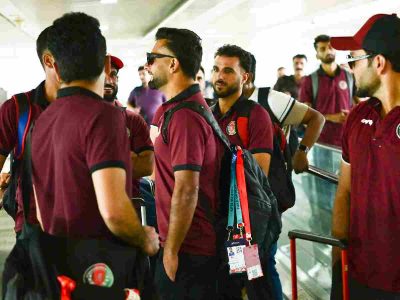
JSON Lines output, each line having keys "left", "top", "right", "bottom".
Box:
{"left": 104, "top": 55, "right": 154, "bottom": 198}
{"left": 331, "top": 13, "right": 400, "bottom": 299}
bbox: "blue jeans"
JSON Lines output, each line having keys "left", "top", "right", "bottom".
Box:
{"left": 268, "top": 242, "right": 283, "bottom": 300}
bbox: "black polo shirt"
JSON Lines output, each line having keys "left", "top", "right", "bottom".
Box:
{"left": 32, "top": 87, "right": 132, "bottom": 239}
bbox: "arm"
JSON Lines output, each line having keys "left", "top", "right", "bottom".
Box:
{"left": 131, "top": 150, "right": 154, "bottom": 179}
{"left": 252, "top": 153, "right": 271, "bottom": 177}
{"left": 163, "top": 170, "right": 199, "bottom": 281}
{"left": 331, "top": 161, "right": 351, "bottom": 265}
{"left": 292, "top": 107, "right": 325, "bottom": 173}
{"left": 92, "top": 167, "right": 159, "bottom": 255}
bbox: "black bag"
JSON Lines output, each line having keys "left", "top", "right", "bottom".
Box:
{"left": 160, "top": 101, "right": 281, "bottom": 262}
{"left": 241, "top": 90, "right": 297, "bottom": 212}
{"left": 2, "top": 125, "right": 153, "bottom": 300}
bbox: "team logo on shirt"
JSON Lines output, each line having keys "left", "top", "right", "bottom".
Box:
{"left": 338, "top": 80, "right": 348, "bottom": 90}
{"left": 226, "top": 121, "right": 236, "bottom": 135}
{"left": 83, "top": 263, "right": 114, "bottom": 287}
{"left": 396, "top": 124, "right": 400, "bottom": 139}
{"left": 361, "top": 119, "right": 373, "bottom": 126}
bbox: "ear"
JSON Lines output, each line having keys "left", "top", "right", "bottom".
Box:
{"left": 375, "top": 54, "right": 389, "bottom": 75}
{"left": 104, "top": 55, "right": 111, "bottom": 76}
{"left": 170, "top": 58, "right": 179, "bottom": 74}
{"left": 242, "top": 72, "right": 250, "bottom": 84}
{"left": 42, "top": 51, "right": 55, "bottom": 70}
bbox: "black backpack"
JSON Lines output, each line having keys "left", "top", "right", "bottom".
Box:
{"left": 160, "top": 101, "right": 281, "bottom": 263}
{"left": 253, "top": 88, "right": 297, "bottom": 212}
{"left": 2, "top": 92, "right": 34, "bottom": 220}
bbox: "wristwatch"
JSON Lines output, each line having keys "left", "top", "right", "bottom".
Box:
{"left": 297, "top": 144, "right": 310, "bottom": 154}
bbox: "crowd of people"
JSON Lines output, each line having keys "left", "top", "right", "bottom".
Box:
{"left": 0, "top": 10, "right": 399, "bottom": 300}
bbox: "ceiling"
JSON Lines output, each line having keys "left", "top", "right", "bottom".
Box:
{"left": 0, "top": 0, "right": 399, "bottom": 97}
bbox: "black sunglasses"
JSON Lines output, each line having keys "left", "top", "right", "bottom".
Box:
{"left": 346, "top": 53, "right": 375, "bottom": 69}
{"left": 146, "top": 52, "right": 176, "bottom": 65}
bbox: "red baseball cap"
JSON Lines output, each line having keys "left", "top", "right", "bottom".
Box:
{"left": 110, "top": 55, "right": 124, "bottom": 70}
{"left": 331, "top": 13, "right": 400, "bottom": 56}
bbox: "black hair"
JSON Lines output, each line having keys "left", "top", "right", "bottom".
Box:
{"left": 155, "top": 27, "right": 202, "bottom": 79}
{"left": 47, "top": 12, "right": 106, "bottom": 83}
{"left": 365, "top": 50, "right": 400, "bottom": 73}
{"left": 138, "top": 66, "right": 145, "bottom": 72}
{"left": 249, "top": 53, "right": 256, "bottom": 83}
{"left": 293, "top": 54, "right": 308, "bottom": 61}
{"left": 314, "top": 35, "right": 330, "bottom": 50}
{"left": 36, "top": 26, "right": 51, "bottom": 66}
{"left": 199, "top": 65, "right": 205, "bottom": 75}
{"left": 214, "top": 44, "right": 251, "bottom": 73}
{"left": 277, "top": 67, "right": 285, "bottom": 71}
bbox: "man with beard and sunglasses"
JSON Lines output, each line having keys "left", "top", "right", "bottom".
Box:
{"left": 103, "top": 55, "right": 154, "bottom": 198}
{"left": 147, "top": 27, "right": 222, "bottom": 300}
{"left": 330, "top": 13, "right": 400, "bottom": 299}
{"left": 299, "top": 35, "right": 356, "bottom": 147}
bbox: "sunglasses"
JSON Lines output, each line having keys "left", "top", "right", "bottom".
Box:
{"left": 146, "top": 52, "right": 176, "bottom": 65}
{"left": 346, "top": 53, "right": 375, "bottom": 69}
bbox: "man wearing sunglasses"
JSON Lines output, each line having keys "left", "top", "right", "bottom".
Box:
{"left": 128, "top": 65, "right": 166, "bottom": 126}
{"left": 299, "top": 34, "right": 356, "bottom": 148}
{"left": 148, "top": 27, "right": 221, "bottom": 300}
{"left": 331, "top": 13, "right": 400, "bottom": 299}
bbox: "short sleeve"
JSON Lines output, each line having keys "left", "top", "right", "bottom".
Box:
{"left": 0, "top": 98, "right": 18, "bottom": 156}
{"left": 86, "top": 106, "right": 131, "bottom": 173}
{"left": 128, "top": 89, "right": 137, "bottom": 107}
{"left": 268, "top": 90, "right": 295, "bottom": 124}
{"left": 168, "top": 109, "right": 210, "bottom": 172}
{"left": 281, "top": 100, "right": 308, "bottom": 126}
{"left": 126, "top": 111, "right": 153, "bottom": 153}
{"left": 299, "top": 75, "right": 312, "bottom": 104}
{"left": 341, "top": 114, "right": 352, "bottom": 164}
{"left": 247, "top": 105, "right": 273, "bottom": 154}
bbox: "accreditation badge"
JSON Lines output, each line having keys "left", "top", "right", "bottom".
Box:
{"left": 243, "top": 244, "right": 264, "bottom": 280}
{"left": 225, "top": 238, "right": 247, "bottom": 274}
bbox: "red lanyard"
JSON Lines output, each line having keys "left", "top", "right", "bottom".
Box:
{"left": 235, "top": 146, "right": 252, "bottom": 242}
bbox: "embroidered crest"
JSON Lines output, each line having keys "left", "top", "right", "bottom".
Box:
{"left": 396, "top": 124, "right": 400, "bottom": 139}
{"left": 83, "top": 263, "right": 114, "bottom": 287}
{"left": 339, "top": 80, "right": 348, "bottom": 90}
{"left": 226, "top": 121, "right": 236, "bottom": 135}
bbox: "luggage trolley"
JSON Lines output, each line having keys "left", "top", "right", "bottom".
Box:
{"left": 288, "top": 230, "right": 348, "bottom": 300}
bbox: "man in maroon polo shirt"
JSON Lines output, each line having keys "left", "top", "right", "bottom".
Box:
{"left": 0, "top": 26, "right": 58, "bottom": 234}
{"left": 211, "top": 44, "right": 274, "bottom": 300}
{"left": 31, "top": 12, "right": 158, "bottom": 277}
{"left": 331, "top": 13, "right": 400, "bottom": 299}
{"left": 299, "top": 34, "right": 355, "bottom": 147}
{"left": 147, "top": 27, "right": 221, "bottom": 300}
{"left": 103, "top": 55, "right": 154, "bottom": 198}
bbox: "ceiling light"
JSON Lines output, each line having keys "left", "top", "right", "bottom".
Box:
{"left": 100, "top": 0, "right": 117, "bottom": 4}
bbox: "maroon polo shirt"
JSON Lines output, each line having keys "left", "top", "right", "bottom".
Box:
{"left": 0, "top": 81, "right": 49, "bottom": 232}
{"left": 113, "top": 100, "right": 154, "bottom": 197}
{"left": 32, "top": 87, "right": 132, "bottom": 239}
{"left": 212, "top": 96, "right": 273, "bottom": 154}
{"left": 125, "top": 109, "right": 153, "bottom": 197}
{"left": 299, "top": 66, "right": 352, "bottom": 147}
{"left": 152, "top": 84, "right": 222, "bottom": 256}
{"left": 342, "top": 98, "right": 400, "bottom": 292}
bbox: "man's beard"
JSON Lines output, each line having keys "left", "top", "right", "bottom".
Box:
{"left": 213, "top": 81, "right": 240, "bottom": 98}
{"left": 103, "top": 84, "right": 118, "bottom": 102}
{"left": 355, "top": 77, "right": 380, "bottom": 98}
{"left": 321, "top": 54, "right": 335, "bottom": 64}
{"left": 148, "top": 73, "right": 167, "bottom": 90}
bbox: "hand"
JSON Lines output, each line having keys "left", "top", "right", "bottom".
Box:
{"left": 329, "top": 111, "right": 348, "bottom": 124}
{"left": 0, "top": 173, "right": 10, "bottom": 209}
{"left": 142, "top": 226, "right": 159, "bottom": 256}
{"left": 292, "top": 150, "right": 309, "bottom": 174}
{"left": 163, "top": 251, "right": 178, "bottom": 282}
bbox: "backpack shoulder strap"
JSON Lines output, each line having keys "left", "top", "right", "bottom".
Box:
{"left": 256, "top": 87, "right": 281, "bottom": 125}
{"left": 343, "top": 68, "right": 354, "bottom": 103}
{"left": 310, "top": 71, "right": 319, "bottom": 108}
{"left": 234, "top": 100, "right": 257, "bottom": 149}
{"left": 12, "top": 92, "right": 32, "bottom": 159}
{"left": 161, "top": 101, "right": 231, "bottom": 151}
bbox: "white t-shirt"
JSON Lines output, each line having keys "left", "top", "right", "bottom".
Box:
{"left": 250, "top": 88, "right": 308, "bottom": 126}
